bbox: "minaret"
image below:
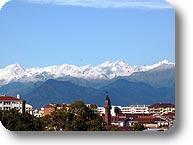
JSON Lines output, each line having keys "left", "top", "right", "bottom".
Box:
{"left": 104, "top": 96, "right": 112, "bottom": 125}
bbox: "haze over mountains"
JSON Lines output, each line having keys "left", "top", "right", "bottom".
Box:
{"left": 0, "top": 60, "right": 175, "bottom": 108}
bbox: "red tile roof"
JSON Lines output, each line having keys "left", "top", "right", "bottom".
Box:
{"left": 118, "top": 114, "right": 127, "bottom": 117}
{"left": 0, "top": 96, "right": 22, "bottom": 101}
{"left": 57, "top": 104, "right": 68, "bottom": 108}
{"left": 162, "top": 112, "right": 175, "bottom": 117}
{"left": 118, "top": 118, "right": 129, "bottom": 122}
{"left": 139, "top": 115, "right": 154, "bottom": 119}
{"left": 149, "top": 103, "right": 175, "bottom": 108}
{"left": 132, "top": 117, "right": 166, "bottom": 124}
{"left": 43, "top": 103, "right": 56, "bottom": 108}
{"left": 43, "top": 103, "right": 69, "bottom": 108}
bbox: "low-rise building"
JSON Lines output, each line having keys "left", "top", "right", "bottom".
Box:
{"left": 128, "top": 116, "right": 169, "bottom": 129}
{"left": 25, "top": 103, "right": 33, "bottom": 115}
{"left": 120, "top": 105, "right": 149, "bottom": 114}
{"left": 97, "top": 105, "right": 149, "bottom": 116}
{"left": 42, "top": 103, "right": 69, "bottom": 116}
{"left": 0, "top": 95, "right": 26, "bottom": 114}
{"left": 33, "top": 109, "right": 44, "bottom": 118}
{"left": 148, "top": 103, "right": 175, "bottom": 115}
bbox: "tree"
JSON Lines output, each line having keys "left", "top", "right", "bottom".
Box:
{"left": 42, "top": 101, "right": 104, "bottom": 131}
{"left": 0, "top": 109, "right": 45, "bottom": 131}
{"left": 42, "top": 108, "right": 68, "bottom": 131}
{"left": 134, "top": 123, "right": 145, "bottom": 131}
{"left": 66, "top": 101, "right": 103, "bottom": 131}
{"left": 103, "top": 124, "right": 120, "bottom": 131}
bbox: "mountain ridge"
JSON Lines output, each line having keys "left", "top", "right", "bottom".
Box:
{"left": 0, "top": 60, "right": 175, "bottom": 87}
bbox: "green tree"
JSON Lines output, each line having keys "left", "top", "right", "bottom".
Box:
{"left": 0, "top": 109, "right": 45, "bottom": 131}
{"left": 134, "top": 123, "right": 145, "bottom": 131}
{"left": 42, "top": 101, "right": 104, "bottom": 131}
{"left": 103, "top": 124, "right": 120, "bottom": 131}
{"left": 42, "top": 108, "right": 68, "bottom": 131}
{"left": 66, "top": 101, "right": 103, "bottom": 131}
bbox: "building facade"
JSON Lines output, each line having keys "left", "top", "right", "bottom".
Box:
{"left": 148, "top": 103, "right": 175, "bottom": 115}
{"left": 0, "top": 95, "right": 26, "bottom": 114}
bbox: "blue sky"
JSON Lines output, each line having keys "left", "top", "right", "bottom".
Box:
{"left": 0, "top": 0, "right": 175, "bottom": 68}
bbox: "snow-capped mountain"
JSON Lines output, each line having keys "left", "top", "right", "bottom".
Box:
{"left": 0, "top": 60, "right": 175, "bottom": 86}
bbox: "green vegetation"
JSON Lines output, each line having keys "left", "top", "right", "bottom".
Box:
{"left": 0, "top": 109, "right": 44, "bottom": 131}
{"left": 0, "top": 101, "right": 119, "bottom": 131}
{"left": 133, "top": 123, "right": 145, "bottom": 131}
{"left": 42, "top": 101, "right": 103, "bottom": 131}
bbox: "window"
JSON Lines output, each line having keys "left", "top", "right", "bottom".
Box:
{"left": 4, "top": 101, "right": 10, "bottom": 105}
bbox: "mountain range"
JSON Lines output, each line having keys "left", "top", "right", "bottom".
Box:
{"left": 0, "top": 60, "right": 174, "bottom": 87}
{"left": 0, "top": 60, "right": 175, "bottom": 108}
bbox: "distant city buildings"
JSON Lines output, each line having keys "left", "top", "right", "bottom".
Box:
{"left": 0, "top": 94, "right": 175, "bottom": 131}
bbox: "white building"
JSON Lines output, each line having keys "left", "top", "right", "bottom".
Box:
{"left": 0, "top": 95, "right": 26, "bottom": 114}
{"left": 26, "top": 104, "right": 33, "bottom": 115}
{"left": 148, "top": 103, "right": 175, "bottom": 115}
{"left": 120, "top": 105, "right": 149, "bottom": 114}
{"left": 97, "top": 105, "right": 149, "bottom": 116}
{"left": 97, "top": 106, "right": 122, "bottom": 116}
{"left": 33, "top": 108, "right": 44, "bottom": 118}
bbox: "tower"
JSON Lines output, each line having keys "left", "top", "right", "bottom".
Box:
{"left": 104, "top": 96, "right": 112, "bottom": 125}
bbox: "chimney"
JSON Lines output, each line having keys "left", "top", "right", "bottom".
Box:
{"left": 17, "top": 94, "right": 20, "bottom": 99}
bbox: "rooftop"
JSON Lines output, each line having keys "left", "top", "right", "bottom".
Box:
{"left": 149, "top": 103, "right": 175, "bottom": 108}
{"left": 0, "top": 95, "right": 22, "bottom": 101}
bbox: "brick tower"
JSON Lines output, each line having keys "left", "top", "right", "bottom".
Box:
{"left": 104, "top": 96, "right": 112, "bottom": 125}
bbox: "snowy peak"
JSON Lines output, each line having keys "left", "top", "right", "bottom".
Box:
{"left": 98, "top": 60, "right": 129, "bottom": 68}
{"left": 147, "top": 60, "right": 175, "bottom": 71}
{"left": 0, "top": 60, "right": 175, "bottom": 86}
{"left": 4, "top": 63, "right": 25, "bottom": 71}
{"left": 154, "top": 59, "right": 175, "bottom": 66}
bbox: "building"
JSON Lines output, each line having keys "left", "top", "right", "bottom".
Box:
{"left": 148, "top": 103, "right": 175, "bottom": 115}
{"left": 98, "top": 102, "right": 175, "bottom": 130}
{"left": 111, "top": 114, "right": 130, "bottom": 127}
{"left": 0, "top": 95, "right": 26, "bottom": 114}
{"left": 98, "top": 105, "right": 149, "bottom": 116}
{"left": 161, "top": 112, "right": 175, "bottom": 127}
{"left": 121, "top": 105, "right": 149, "bottom": 114}
{"left": 25, "top": 103, "right": 33, "bottom": 115}
{"left": 42, "top": 103, "right": 69, "bottom": 116}
{"left": 33, "top": 108, "right": 44, "bottom": 118}
{"left": 97, "top": 105, "right": 121, "bottom": 116}
{"left": 43, "top": 103, "right": 57, "bottom": 116}
{"left": 128, "top": 116, "right": 169, "bottom": 129}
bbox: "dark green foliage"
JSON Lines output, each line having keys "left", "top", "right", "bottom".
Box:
{"left": 0, "top": 101, "right": 121, "bottom": 131}
{"left": 0, "top": 109, "right": 44, "bottom": 131}
{"left": 42, "top": 101, "right": 104, "bottom": 131}
{"left": 104, "top": 124, "right": 120, "bottom": 131}
{"left": 133, "top": 123, "right": 145, "bottom": 131}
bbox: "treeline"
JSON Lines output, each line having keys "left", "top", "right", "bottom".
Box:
{"left": 0, "top": 101, "right": 119, "bottom": 131}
